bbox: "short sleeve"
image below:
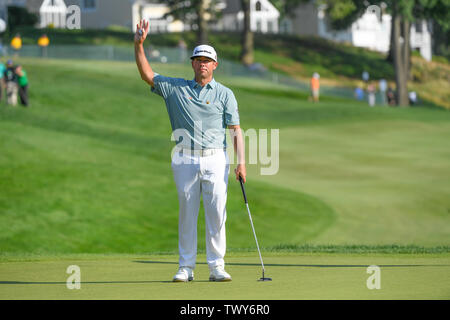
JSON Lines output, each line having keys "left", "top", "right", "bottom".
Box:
{"left": 151, "top": 73, "right": 175, "bottom": 99}
{"left": 224, "top": 90, "right": 240, "bottom": 126}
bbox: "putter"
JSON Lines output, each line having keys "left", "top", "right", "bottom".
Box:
{"left": 239, "top": 176, "right": 272, "bottom": 281}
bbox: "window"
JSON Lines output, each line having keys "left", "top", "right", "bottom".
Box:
{"left": 255, "top": 1, "right": 261, "bottom": 11}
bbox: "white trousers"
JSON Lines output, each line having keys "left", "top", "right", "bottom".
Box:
{"left": 171, "top": 150, "right": 230, "bottom": 269}
{"left": 6, "top": 82, "right": 18, "bottom": 106}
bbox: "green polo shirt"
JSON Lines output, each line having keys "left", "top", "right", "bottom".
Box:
{"left": 0, "top": 64, "right": 5, "bottom": 79}
{"left": 151, "top": 74, "right": 240, "bottom": 149}
{"left": 18, "top": 70, "right": 28, "bottom": 87}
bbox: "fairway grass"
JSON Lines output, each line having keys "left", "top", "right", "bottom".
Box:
{"left": 0, "top": 253, "right": 449, "bottom": 300}
{"left": 1, "top": 58, "right": 449, "bottom": 264}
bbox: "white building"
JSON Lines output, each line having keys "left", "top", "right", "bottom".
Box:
{"left": 282, "top": 1, "right": 433, "bottom": 61}
{"left": 25, "top": 0, "right": 184, "bottom": 32}
{"left": 339, "top": 8, "right": 391, "bottom": 53}
{"left": 25, "top": 0, "right": 279, "bottom": 35}
{"left": 410, "top": 20, "right": 432, "bottom": 61}
{"left": 217, "top": 0, "right": 280, "bottom": 34}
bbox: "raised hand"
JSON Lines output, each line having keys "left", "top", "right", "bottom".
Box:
{"left": 134, "top": 20, "right": 149, "bottom": 45}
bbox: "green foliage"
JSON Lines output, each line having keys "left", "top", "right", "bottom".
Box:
{"left": 164, "top": 0, "right": 224, "bottom": 27}
{"left": 251, "top": 33, "right": 395, "bottom": 80}
{"left": 14, "top": 26, "right": 133, "bottom": 46}
{"left": 6, "top": 6, "right": 38, "bottom": 32}
{"left": 395, "top": 0, "right": 416, "bottom": 21}
{"left": 421, "top": 0, "right": 450, "bottom": 31}
{"left": 267, "top": 244, "right": 450, "bottom": 254}
{"left": 433, "top": 55, "right": 449, "bottom": 64}
{"left": 321, "top": 0, "right": 361, "bottom": 30}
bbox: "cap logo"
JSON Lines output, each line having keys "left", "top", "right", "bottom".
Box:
{"left": 195, "top": 49, "right": 211, "bottom": 54}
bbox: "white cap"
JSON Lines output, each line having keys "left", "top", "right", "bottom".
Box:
{"left": 190, "top": 44, "right": 218, "bottom": 62}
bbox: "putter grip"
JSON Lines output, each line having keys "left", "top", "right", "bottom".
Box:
{"left": 239, "top": 176, "right": 248, "bottom": 204}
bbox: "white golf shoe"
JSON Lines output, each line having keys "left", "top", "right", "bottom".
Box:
{"left": 173, "top": 266, "right": 194, "bottom": 282}
{"left": 209, "top": 265, "right": 232, "bottom": 282}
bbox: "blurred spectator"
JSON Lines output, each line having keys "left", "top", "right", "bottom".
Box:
{"left": 310, "top": 72, "right": 320, "bottom": 103}
{"left": 0, "top": 61, "right": 5, "bottom": 102}
{"left": 354, "top": 86, "right": 364, "bottom": 101}
{"left": 378, "top": 79, "right": 387, "bottom": 105}
{"left": 409, "top": 91, "right": 417, "bottom": 105}
{"left": 148, "top": 45, "right": 159, "bottom": 59}
{"left": 4, "top": 60, "right": 18, "bottom": 106}
{"left": 247, "top": 63, "right": 266, "bottom": 74}
{"left": 362, "top": 70, "right": 369, "bottom": 89}
{"left": 386, "top": 87, "right": 396, "bottom": 106}
{"left": 15, "top": 65, "right": 29, "bottom": 107}
{"left": 10, "top": 34, "right": 22, "bottom": 56}
{"left": 38, "top": 34, "right": 50, "bottom": 58}
{"left": 367, "top": 82, "right": 376, "bottom": 107}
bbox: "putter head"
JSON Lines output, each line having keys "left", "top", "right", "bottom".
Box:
{"left": 258, "top": 270, "right": 272, "bottom": 281}
{"left": 258, "top": 277, "right": 272, "bottom": 281}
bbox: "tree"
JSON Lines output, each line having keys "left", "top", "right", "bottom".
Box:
{"left": 320, "top": 0, "right": 366, "bottom": 30}
{"left": 239, "top": 0, "right": 311, "bottom": 65}
{"left": 320, "top": 0, "right": 450, "bottom": 106}
{"left": 390, "top": 0, "right": 415, "bottom": 106}
{"left": 165, "top": 0, "right": 223, "bottom": 45}
{"left": 195, "top": 0, "right": 209, "bottom": 44}
{"left": 7, "top": 6, "right": 38, "bottom": 33}
{"left": 239, "top": 0, "right": 254, "bottom": 65}
{"left": 374, "top": 0, "right": 450, "bottom": 106}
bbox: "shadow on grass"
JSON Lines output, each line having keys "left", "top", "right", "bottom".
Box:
{"left": 0, "top": 280, "right": 176, "bottom": 285}
{"left": 133, "top": 260, "right": 450, "bottom": 268}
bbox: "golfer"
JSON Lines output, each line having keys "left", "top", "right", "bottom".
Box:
{"left": 134, "top": 20, "right": 246, "bottom": 282}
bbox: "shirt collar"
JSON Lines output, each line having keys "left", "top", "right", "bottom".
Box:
{"left": 192, "top": 78, "right": 216, "bottom": 89}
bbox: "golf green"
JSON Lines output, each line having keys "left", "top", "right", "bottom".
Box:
{"left": 1, "top": 253, "right": 449, "bottom": 300}
{"left": 1, "top": 58, "right": 449, "bottom": 302}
